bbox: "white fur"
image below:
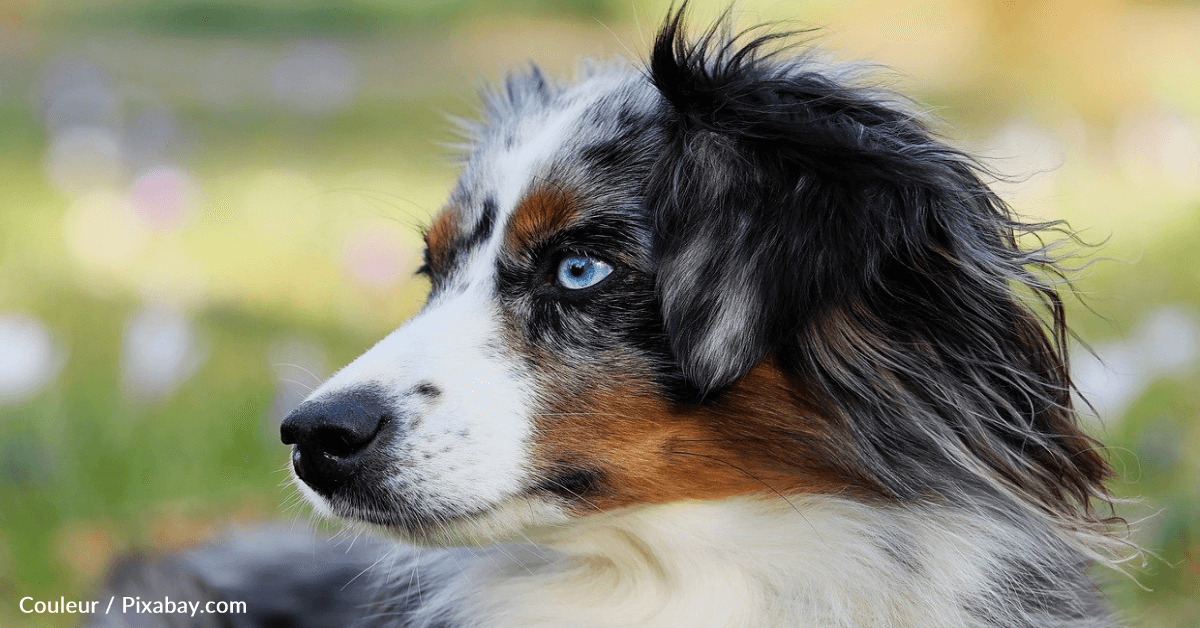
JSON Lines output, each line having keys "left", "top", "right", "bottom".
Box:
{"left": 305, "top": 283, "right": 538, "bottom": 522}
{"left": 384, "top": 495, "right": 1034, "bottom": 628}
{"left": 299, "top": 95, "right": 601, "bottom": 537}
{"left": 484, "top": 94, "right": 595, "bottom": 222}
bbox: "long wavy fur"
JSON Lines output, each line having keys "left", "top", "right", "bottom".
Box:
{"left": 646, "top": 5, "right": 1131, "bottom": 567}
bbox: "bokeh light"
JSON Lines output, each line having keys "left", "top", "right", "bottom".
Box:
{"left": 127, "top": 165, "right": 200, "bottom": 231}
{"left": 38, "top": 57, "right": 120, "bottom": 133}
{"left": 120, "top": 302, "right": 206, "bottom": 402}
{"left": 1075, "top": 306, "right": 1200, "bottom": 421}
{"left": 62, "top": 190, "right": 150, "bottom": 271}
{"left": 123, "top": 105, "right": 183, "bottom": 171}
{"left": 1114, "top": 112, "right": 1200, "bottom": 193}
{"left": 340, "top": 222, "right": 415, "bottom": 287}
{"left": 43, "top": 126, "right": 127, "bottom": 197}
{"left": 0, "top": 314, "right": 64, "bottom": 406}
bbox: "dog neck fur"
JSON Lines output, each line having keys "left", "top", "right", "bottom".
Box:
{"left": 374, "top": 495, "right": 1107, "bottom": 628}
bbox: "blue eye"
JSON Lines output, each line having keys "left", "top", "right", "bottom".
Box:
{"left": 556, "top": 255, "right": 613, "bottom": 290}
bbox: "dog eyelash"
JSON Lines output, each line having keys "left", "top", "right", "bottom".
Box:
{"left": 416, "top": 245, "right": 435, "bottom": 278}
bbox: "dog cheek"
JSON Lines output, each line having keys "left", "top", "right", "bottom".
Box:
{"left": 402, "top": 328, "right": 540, "bottom": 509}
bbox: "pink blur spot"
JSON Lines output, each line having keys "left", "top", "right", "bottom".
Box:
{"left": 342, "top": 230, "right": 405, "bottom": 286}
{"left": 128, "top": 166, "right": 198, "bottom": 231}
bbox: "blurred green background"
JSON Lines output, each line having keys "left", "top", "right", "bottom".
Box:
{"left": 0, "top": 0, "right": 1197, "bottom": 626}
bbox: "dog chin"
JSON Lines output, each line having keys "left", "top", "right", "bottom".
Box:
{"left": 382, "top": 497, "right": 574, "bottom": 547}
{"left": 298, "top": 481, "right": 571, "bottom": 546}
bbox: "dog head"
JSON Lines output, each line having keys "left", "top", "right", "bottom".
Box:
{"left": 281, "top": 10, "right": 1113, "bottom": 546}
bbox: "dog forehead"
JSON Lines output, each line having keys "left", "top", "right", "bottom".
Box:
{"left": 442, "top": 71, "right": 660, "bottom": 246}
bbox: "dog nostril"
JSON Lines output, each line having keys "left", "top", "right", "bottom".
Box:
{"left": 280, "top": 421, "right": 300, "bottom": 446}
{"left": 280, "top": 386, "right": 394, "bottom": 484}
{"left": 308, "top": 418, "right": 387, "bottom": 458}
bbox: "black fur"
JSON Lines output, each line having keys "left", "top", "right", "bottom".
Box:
{"left": 645, "top": 7, "right": 1112, "bottom": 523}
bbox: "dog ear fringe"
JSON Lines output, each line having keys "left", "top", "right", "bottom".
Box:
{"left": 646, "top": 4, "right": 1133, "bottom": 564}
{"left": 647, "top": 3, "right": 980, "bottom": 395}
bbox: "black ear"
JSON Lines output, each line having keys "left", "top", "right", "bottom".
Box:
{"left": 647, "top": 121, "right": 786, "bottom": 393}
{"left": 644, "top": 9, "right": 992, "bottom": 393}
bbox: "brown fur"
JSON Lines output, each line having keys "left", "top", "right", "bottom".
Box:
{"left": 530, "top": 357, "right": 881, "bottom": 512}
{"left": 503, "top": 187, "right": 581, "bottom": 258}
{"left": 424, "top": 206, "right": 462, "bottom": 274}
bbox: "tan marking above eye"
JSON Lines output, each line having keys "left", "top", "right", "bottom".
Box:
{"left": 424, "top": 206, "right": 462, "bottom": 273}
{"left": 503, "top": 186, "right": 580, "bottom": 256}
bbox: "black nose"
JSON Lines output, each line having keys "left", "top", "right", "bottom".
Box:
{"left": 280, "top": 388, "right": 391, "bottom": 496}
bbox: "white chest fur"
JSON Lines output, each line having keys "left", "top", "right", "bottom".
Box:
{"left": 390, "top": 496, "right": 1047, "bottom": 628}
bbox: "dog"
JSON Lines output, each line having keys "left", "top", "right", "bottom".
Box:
{"left": 92, "top": 7, "right": 1134, "bottom": 628}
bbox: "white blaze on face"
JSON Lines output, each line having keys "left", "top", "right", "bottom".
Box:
{"left": 308, "top": 281, "right": 536, "bottom": 515}
{"left": 296, "top": 87, "right": 608, "bottom": 525}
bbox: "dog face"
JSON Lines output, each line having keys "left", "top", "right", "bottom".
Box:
{"left": 285, "top": 73, "right": 667, "bottom": 539}
{"left": 282, "top": 13, "right": 1113, "bottom": 548}
{"left": 281, "top": 69, "right": 854, "bottom": 544}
